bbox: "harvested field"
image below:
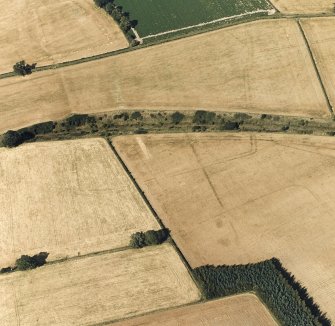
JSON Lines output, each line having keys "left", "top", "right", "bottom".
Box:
{"left": 0, "top": 19, "right": 329, "bottom": 134}
{"left": 114, "top": 0, "right": 273, "bottom": 38}
{"left": 114, "top": 132, "right": 335, "bottom": 321}
{"left": 0, "top": 138, "right": 159, "bottom": 267}
{"left": 272, "top": 0, "right": 334, "bottom": 13}
{"left": 0, "top": 244, "right": 200, "bottom": 325}
{"left": 301, "top": 18, "right": 335, "bottom": 110}
{"left": 114, "top": 293, "right": 277, "bottom": 326}
{"left": 0, "top": 0, "right": 128, "bottom": 74}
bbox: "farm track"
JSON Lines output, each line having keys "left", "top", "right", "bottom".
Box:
{"left": 0, "top": 13, "right": 334, "bottom": 80}
{"left": 296, "top": 19, "right": 334, "bottom": 115}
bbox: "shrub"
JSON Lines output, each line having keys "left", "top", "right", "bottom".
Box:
{"left": 130, "top": 111, "right": 143, "bottom": 120}
{"left": 193, "top": 111, "right": 216, "bottom": 124}
{"left": 94, "top": 0, "right": 111, "bottom": 8}
{"left": 171, "top": 112, "right": 185, "bottom": 124}
{"left": 221, "top": 121, "right": 240, "bottom": 130}
{"left": 130, "top": 229, "right": 170, "bottom": 248}
{"left": 66, "top": 114, "right": 96, "bottom": 127}
{"left": 13, "top": 60, "right": 36, "bottom": 76}
{"left": 2, "top": 130, "right": 23, "bottom": 148}
{"left": 16, "top": 252, "right": 49, "bottom": 271}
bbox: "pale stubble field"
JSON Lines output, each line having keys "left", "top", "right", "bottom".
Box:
{"left": 0, "top": 243, "right": 200, "bottom": 325}
{"left": 0, "top": 19, "right": 329, "bottom": 133}
{"left": 0, "top": 0, "right": 128, "bottom": 74}
{"left": 114, "top": 132, "right": 335, "bottom": 321}
{"left": 0, "top": 138, "right": 159, "bottom": 267}
{"left": 114, "top": 293, "right": 277, "bottom": 326}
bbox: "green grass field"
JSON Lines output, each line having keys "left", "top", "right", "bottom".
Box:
{"left": 115, "top": 0, "right": 273, "bottom": 38}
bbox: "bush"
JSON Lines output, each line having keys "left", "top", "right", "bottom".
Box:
{"left": 221, "top": 121, "right": 240, "bottom": 130}
{"left": 94, "top": 0, "right": 111, "bottom": 8}
{"left": 16, "top": 252, "right": 49, "bottom": 271}
{"left": 130, "top": 111, "right": 143, "bottom": 120}
{"left": 193, "top": 259, "right": 330, "bottom": 326}
{"left": 130, "top": 229, "right": 170, "bottom": 248}
{"left": 193, "top": 111, "right": 216, "bottom": 124}
{"left": 171, "top": 112, "right": 185, "bottom": 124}
{"left": 66, "top": 114, "right": 96, "bottom": 127}
{"left": 2, "top": 130, "right": 23, "bottom": 148}
{"left": 13, "top": 60, "right": 36, "bottom": 76}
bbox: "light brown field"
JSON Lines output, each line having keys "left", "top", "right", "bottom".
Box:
{"left": 301, "top": 18, "right": 335, "bottom": 110}
{"left": 0, "top": 0, "right": 128, "bottom": 74}
{"left": 272, "top": 0, "right": 334, "bottom": 14}
{"left": 0, "top": 19, "right": 329, "bottom": 134}
{"left": 114, "top": 132, "right": 335, "bottom": 321}
{"left": 0, "top": 138, "right": 159, "bottom": 267}
{"left": 114, "top": 294, "right": 277, "bottom": 326}
{"left": 0, "top": 243, "right": 200, "bottom": 325}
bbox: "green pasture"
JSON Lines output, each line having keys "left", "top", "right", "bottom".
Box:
{"left": 114, "top": 0, "right": 273, "bottom": 38}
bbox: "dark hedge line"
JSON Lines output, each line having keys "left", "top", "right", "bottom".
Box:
{"left": 193, "top": 258, "right": 331, "bottom": 326}
{"left": 94, "top": 0, "right": 139, "bottom": 46}
{"left": 1, "top": 122, "right": 55, "bottom": 147}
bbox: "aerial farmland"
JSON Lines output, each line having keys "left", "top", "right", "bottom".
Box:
{"left": 0, "top": 0, "right": 335, "bottom": 325}
{"left": 0, "top": 0, "right": 128, "bottom": 74}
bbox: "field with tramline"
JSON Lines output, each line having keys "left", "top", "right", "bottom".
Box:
{"left": 114, "top": 0, "right": 274, "bottom": 39}
{"left": 0, "top": 244, "right": 200, "bottom": 325}
{"left": 115, "top": 294, "right": 277, "bottom": 326}
{"left": 0, "top": 138, "right": 159, "bottom": 267}
{"left": 114, "top": 132, "right": 335, "bottom": 321}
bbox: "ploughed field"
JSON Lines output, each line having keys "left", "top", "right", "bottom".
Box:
{"left": 114, "top": 132, "right": 335, "bottom": 322}
{"left": 0, "top": 0, "right": 128, "bottom": 74}
{"left": 0, "top": 243, "right": 200, "bottom": 325}
{"left": 114, "top": 293, "right": 277, "bottom": 326}
{"left": 0, "top": 138, "right": 159, "bottom": 267}
{"left": 272, "top": 0, "right": 334, "bottom": 13}
{"left": 0, "top": 19, "right": 329, "bottom": 134}
{"left": 114, "top": 0, "right": 273, "bottom": 39}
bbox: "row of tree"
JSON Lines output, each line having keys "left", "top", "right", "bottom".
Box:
{"left": 94, "top": 0, "right": 139, "bottom": 46}
{"left": 193, "top": 258, "right": 330, "bottom": 326}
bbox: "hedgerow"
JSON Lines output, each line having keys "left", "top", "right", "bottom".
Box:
{"left": 94, "top": 0, "right": 139, "bottom": 45}
{"left": 193, "top": 258, "right": 330, "bottom": 326}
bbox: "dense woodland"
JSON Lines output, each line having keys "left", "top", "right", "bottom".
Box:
{"left": 193, "top": 258, "right": 330, "bottom": 326}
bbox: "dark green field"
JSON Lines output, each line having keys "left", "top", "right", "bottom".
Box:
{"left": 115, "top": 0, "right": 273, "bottom": 38}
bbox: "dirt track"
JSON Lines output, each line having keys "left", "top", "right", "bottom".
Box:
{"left": 114, "top": 132, "right": 335, "bottom": 322}
{"left": 0, "top": 19, "right": 330, "bottom": 134}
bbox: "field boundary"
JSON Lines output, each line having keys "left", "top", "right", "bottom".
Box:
{"left": 297, "top": 19, "right": 334, "bottom": 115}
{"left": 107, "top": 139, "right": 204, "bottom": 298}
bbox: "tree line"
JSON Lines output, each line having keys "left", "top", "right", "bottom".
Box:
{"left": 94, "top": 0, "right": 139, "bottom": 46}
